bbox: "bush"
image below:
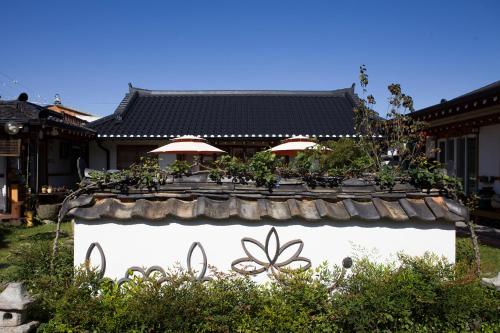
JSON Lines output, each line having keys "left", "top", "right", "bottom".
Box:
{"left": 33, "top": 254, "right": 500, "bottom": 332}
{"left": 291, "top": 139, "right": 374, "bottom": 178}
{"left": 456, "top": 237, "right": 476, "bottom": 267}
{"left": 6, "top": 239, "right": 74, "bottom": 323}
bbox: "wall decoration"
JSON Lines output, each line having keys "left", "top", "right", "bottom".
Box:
{"left": 84, "top": 242, "right": 106, "bottom": 279}
{"left": 84, "top": 241, "right": 211, "bottom": 287}
{"left": 231, "top": 227, "right": 311, "bottom": 276}
{"left": 187, "top": 241, "right": 211, "bottom": 282}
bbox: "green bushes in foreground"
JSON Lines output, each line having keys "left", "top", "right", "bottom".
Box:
{"left": 8, "top": 241, "right": 500, "bottom": 332}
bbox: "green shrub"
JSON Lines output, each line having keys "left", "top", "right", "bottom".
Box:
{"left": 33, "top": 254, "right": 500, "bottom": 332}
{"left": 456, "top": 237, "right": 476, "bottom": 267}
{"left": 291, "top": 139, "right": 374, "bottom": 178}
{"left": 6, "top": 239, "right": 74, "bottom": 323}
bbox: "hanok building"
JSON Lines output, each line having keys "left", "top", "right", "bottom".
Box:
{"left": 413, "top": 80, "right": 500, "bottom": 202}
{"left": 0, "top": 94, "right": 95, "bottom": 219}
{"left": 88, "top": 84, "right": 357, "bottom": 170}
{"left": 47, "top": 95, "right": 100, "bottom": 125}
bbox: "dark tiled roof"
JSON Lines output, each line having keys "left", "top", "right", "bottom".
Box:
{"left": 0, "top": 100, "right": 96, "bottom": 135}
{"left": 65, "top": 180, "right": 467, "bottom": 223}
{"left": 89, "top": 86, "right": 357, "bottom": 138}
{"left": 0, "top": 100, "right": 61, "bottom": 123}
{"left": 413, "top": 80, "right": 500, "bottom": 119}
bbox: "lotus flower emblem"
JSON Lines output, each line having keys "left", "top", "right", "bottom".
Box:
{"left": 231, "top": 227, "right": 311, "bottom": 276}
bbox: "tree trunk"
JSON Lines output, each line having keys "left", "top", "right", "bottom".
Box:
{"left": 467, "top": 217, "right": 481, "bottom": 277}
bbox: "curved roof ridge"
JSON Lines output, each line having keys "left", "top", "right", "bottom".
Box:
{"left": 129, "top": 84, "right": 355, "bottom": 97}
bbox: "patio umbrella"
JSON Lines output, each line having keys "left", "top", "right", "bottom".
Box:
{"left": 270, "top": 136, "right": 325, "bottom": 157}
{"left": 149, "top": 135, "right": 226, "bottom": 155}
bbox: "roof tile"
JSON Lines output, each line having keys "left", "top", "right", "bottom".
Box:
{"left": 89, "top": 89, "right": 356, "bottom": 136}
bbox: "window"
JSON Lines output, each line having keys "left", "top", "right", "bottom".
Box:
{"left": 436, "top": 136, "right": 477, "bottom": 195}
{"left": 456, "top": 138, "right": 466, "bottom": 181}
{"left": 117, "top": 145, "right": 157, "bottom": 169}
{"left": 466, "top": 137, "right": 478, "bottom": 195}
{"left": 438, "top": 140, "right": 446, "bottom": 164}
{"left": 0, "top": 139, "right": 20, "bottom": 156}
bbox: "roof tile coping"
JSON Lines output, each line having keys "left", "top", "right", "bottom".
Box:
{"left": 66, "top": 190, "right": 467, "bottom": 223}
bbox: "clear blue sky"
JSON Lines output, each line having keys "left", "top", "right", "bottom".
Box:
{"left": 1, "top": 0, "right": 499, "bottom": 117}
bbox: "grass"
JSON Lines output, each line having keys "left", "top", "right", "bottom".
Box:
{"left": 0, "top": 222, "right": 73, "bottom": 282}
{"left": 480, "top": 242, "right": 500, "bottom": 277}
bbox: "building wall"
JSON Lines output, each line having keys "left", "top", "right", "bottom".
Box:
{"left": 75, "top": 219, "right": 456, "bottom": 282}
{"left": 47, "top": 139, "right": 76, "bottom": 188}
{"left": 478, "top": 123, "right": 500, "bottom": 177}
{"left": 88, "top": 139, "right": 273, "bottom": 170}
{"left": 89, "top": 139, "right": 165, "bottom": 170}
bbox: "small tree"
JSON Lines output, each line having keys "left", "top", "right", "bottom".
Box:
{"left": 354, "top": 65, "right": 427, "bottom": 176}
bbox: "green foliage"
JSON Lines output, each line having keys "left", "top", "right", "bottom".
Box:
{"left": 248, "top": 150, "right": 281, "bottom": 189}
{"left": 291, "top": 139, "right": 375, "bottom": 178}
{"left": 168, "top": 159, "right": 191, "bottom": 178}
{"left": 6, "top": 239, "right": 74, "bottom": 323}
{"left": 88, "top": 157, "right": 167, "bottom": 190}
{"left": 88, "top": 157, "right": 175, "bottom": 191}
{"left": 333, "top": 254, "right": 500, "bottom": 332}
{"left": 208, "top": 151, "right": 281, "bottom": 189}
{"left": 376, "top": 164, "right": 398, "bottom": 190}
{"left": 208, "top": 155, "right": 251, "bottom": 184}
{"left": 31, "top": 254, "right": 500, "bottom": 332}
{"left": 408, "top": 155, "right": 463, "bottom": 198}
{"left": 456, "top": 237, "right": 476, "bottom": 267}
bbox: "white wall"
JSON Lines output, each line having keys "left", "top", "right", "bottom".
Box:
{"left": 479, "top": 123, "right": 500, "bottom": 177}
{"left": 74, "top": 219, "right": 455, "bottom": 282}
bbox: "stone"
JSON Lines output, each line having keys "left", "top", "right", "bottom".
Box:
{"left": 36, "top": 204, "right": 61, "bottom": 221}
{"left": 0, "top": 310, "right": 25, "bottom": 327}
{"left": 481, "top": 272, "right": 500, "bottom": 291}
{"left": 0, "top": 282, "right": 38, "bottom": 332}
{"left": 0, "top": 283, "right": 33, "bottom": 311}
{"left": 0, "top": 321, "right": 39, "bottom": 333}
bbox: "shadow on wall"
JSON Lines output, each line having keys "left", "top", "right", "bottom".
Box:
{"left": 77, "top": 217, "right": 456, "bottom": 232}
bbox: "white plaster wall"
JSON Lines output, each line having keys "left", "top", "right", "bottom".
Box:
{"left": 74, "top": 219, "right": 455, "bottom": 282}
{"left": 479, "top": 123, "right": 500, "bottom": 177}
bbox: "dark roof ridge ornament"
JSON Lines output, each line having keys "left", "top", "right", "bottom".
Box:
{"left": 17, "top": 92, "right": 28, "bottom": 102}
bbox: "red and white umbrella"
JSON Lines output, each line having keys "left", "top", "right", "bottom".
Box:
{"left": 149, "top": 135, "right": 226, "bottom": 155}
{"left": 270, "top": 136, "right": 325, "bottom": 157}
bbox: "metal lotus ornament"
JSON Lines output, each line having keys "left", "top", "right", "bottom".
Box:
{"left": 231, "top": 227, "right": 311, "bottom": 277}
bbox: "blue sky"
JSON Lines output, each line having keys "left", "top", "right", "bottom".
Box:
{"left": 1, "top": 1, "right": 499, "bottom": 117}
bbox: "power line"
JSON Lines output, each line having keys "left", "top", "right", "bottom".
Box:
{"left": 0, "top": 70, "right": 51, "bottom": 104}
